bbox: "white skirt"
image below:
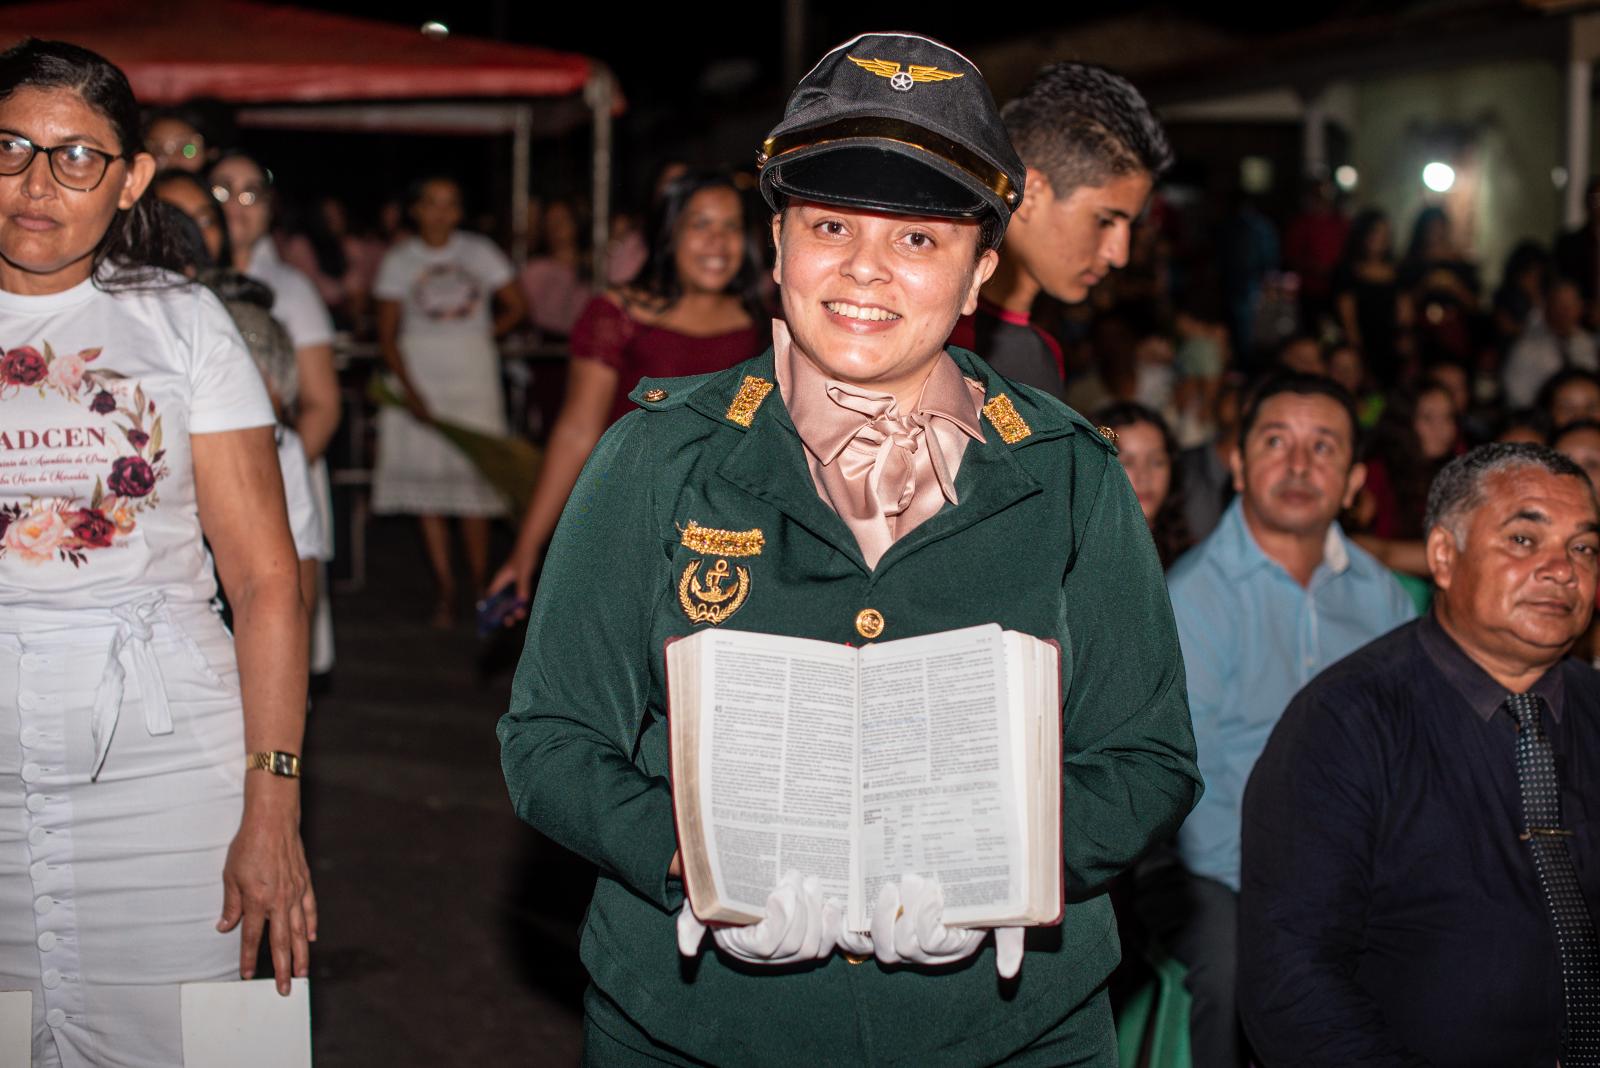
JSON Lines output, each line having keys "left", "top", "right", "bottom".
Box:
{"left": 371, "top": 331, "right": 507, "bottom": 517}
{"left": 0, "top": 598, "right": 245, "bottom": 1068}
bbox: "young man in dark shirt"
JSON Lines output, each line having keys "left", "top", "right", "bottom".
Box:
{"left": 1240, "top": 443, "right": 1600, "bottom": 1066}
{"left": 948, "top": 63, "right": 1172, "bottom": 399}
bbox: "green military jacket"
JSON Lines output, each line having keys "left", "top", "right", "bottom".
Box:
{"left": 499, "top": 346, "right": 1201, "bottom": 1066}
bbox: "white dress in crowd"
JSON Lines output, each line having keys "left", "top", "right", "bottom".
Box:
{"left": 244, "top": 237, "right": 337, "bottom": 673}
{"left": 0, "top": 273, "right": 276, "bottom": 1068}
{"left": 371, "top": 232, "right": 511, "bottom": 517}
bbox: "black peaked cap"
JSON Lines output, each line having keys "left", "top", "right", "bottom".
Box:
{"left": 758, "top": 32, "right": 1025, "bottom": 231}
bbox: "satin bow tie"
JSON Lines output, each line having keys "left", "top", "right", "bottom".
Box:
{"left": 823, "top": 384, "right": 960, "bottom": 519}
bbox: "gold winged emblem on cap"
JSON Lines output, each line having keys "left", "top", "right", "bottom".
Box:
{"left": 847, "top": 55, "right": 964, "bottom": 92}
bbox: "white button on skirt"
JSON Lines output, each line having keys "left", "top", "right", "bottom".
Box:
{"left": 0, "top": 603, "right": 244, "bottom": 1068}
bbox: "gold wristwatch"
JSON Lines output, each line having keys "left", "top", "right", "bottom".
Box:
{"left": 246, "top": 751, "right": 302, "bottom": 779}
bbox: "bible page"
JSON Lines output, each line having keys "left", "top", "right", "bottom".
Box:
{"left": 855, "top": 624, "right": 1025, "bottom": 930}
{"left": 693, "top": 630, "right": 859, "bottom": 919}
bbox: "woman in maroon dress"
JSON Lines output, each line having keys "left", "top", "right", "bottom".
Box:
{"left": 488, "top": 172, "right": 765, "bottom": 611}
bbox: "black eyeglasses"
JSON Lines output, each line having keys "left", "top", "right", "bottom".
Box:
{"left": 0, "top": 131, "right": 126, "bottom": 192}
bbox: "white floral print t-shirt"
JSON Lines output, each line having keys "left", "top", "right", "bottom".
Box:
{"left": 373, "top": 232, "right": 514, "bottom": 339}
{"left": 0, "top": 272, "right": 273, "bottom": 608}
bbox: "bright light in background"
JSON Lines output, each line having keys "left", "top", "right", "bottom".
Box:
{"left": 420, "top": 20, "right": 449, "bottom": 37}
{"left": 1553, "top": 166, "right": 1570, "bottom": 189}
{"left": 1422, "top": 161, "right": 1456, "bottom": 193}
{"left": 1334, "top": 165, "right": 1358, "bottom": 192}
{"left": 1239, "top": 156, "right": 1273, "bottom": 195}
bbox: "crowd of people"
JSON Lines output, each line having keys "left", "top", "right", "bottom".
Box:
{"left": 0, "top": 26, "right": 1595, "bottom": 1068}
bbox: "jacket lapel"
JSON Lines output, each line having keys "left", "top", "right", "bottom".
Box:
{"left": 705, "top": 351, "right": 872, "bottom": 574}
{"left": 699, "top": 346, "right": 1069, "bottom": 577}
{"left": 871, "top": 425, "right": 1042, "bottom": 572}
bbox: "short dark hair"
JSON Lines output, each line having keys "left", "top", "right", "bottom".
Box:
{"left": 1424, "top": 442, "right": 1593, "bottom": 542}
{"left": 152, "top": 168, "right": 233, "bottom": 267}
{"left": 1094, "top": 401, "right": 1192, "bottom": 568}
{"left": 1238, "top": 373, "right": 1362, "bottom": 455}
{"left": 1552, "top": 417, "right": 1600, "bottom": 448}
{"left": 1538, "top": 367, "right": 1600, "bottom": 424}
{"left": 1001, "top": 62, "right": 1173, "bottom": 198}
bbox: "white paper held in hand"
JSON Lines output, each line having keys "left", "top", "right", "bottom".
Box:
{"left": 0, "top": 990, "right": 29, "bottom": 1067}
{"left": 180, "top": 977, "right": 311, "bottom": 1068}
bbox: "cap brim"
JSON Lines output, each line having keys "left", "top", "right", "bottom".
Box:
{"left": 765, "top": 144, "right": 989, "bottom": 219}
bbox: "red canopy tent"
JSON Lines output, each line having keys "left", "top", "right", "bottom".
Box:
{"left": 0, "top": 0, "right": 622, "bottom": 264}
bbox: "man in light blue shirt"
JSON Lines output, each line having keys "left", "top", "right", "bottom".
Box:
{"left": 1152, "top": 373, "right": 1416, "bottom": 1067}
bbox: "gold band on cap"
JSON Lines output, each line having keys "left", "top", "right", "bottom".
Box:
{"left": 759, "top": 116, "right": 1019, "bottom": 209}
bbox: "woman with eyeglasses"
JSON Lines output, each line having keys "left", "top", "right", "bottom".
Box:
{"left": 206, "top": 152, "right": 339, "bottom": 470}
{"left": 0, "top": 39, "right": 313, "bottom": 1067}
{"left": 152, "top": 168, "right": 328, "bottom": 628}
{"left": 208, "top": 150, "right": 339, "bottom": 672}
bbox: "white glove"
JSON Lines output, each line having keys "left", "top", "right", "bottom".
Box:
{"left": 869, "top": 873, "right": 1025, "bottom": 979}
{"left": 677, "top": 870, "right": 843, "bottom": 965}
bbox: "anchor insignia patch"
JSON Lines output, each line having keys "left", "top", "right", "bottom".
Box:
{"left": 678, "top": 557, "right": 751, "bottom": 626}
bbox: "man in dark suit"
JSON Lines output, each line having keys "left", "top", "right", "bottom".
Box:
{"left": 1239, "top": 442, "right": 1600, "bottom": 1066}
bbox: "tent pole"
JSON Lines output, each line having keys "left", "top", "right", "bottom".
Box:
{"left": 586, "top": 68, "right": 613, "bottom": 288}
{"left": 512, "top": 103, "right": 532, "bottom": 266}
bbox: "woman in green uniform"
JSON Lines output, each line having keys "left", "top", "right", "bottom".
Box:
{"left": 499, "top": 32, "right": 1200, "bottom": 1066}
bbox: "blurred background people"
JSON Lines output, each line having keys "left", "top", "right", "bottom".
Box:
{"left": 488, "top": 170, "right": 764, "bottom": 614}
{"left": 278, "top": 193, "right": 379, "bottom": 331}
{"left": 1283, "top": 176, "right": 1349, "bottom": 335}
{"left": 1400, "top": 206, "right": 1481, "bottom": 366}
{"left": 371, "top": 176, "right": 526, "bottom": 626}
{"left": 1491, "top": 239, "right": 1553, "bottom": 348}
{"left": 1541, "top": 367, "right": 1600, "bottom": 431}
{"left": 1348, "top": 381, "right": 1462, "bottom": 582}
{"left": 1554, "top": 176, "right": 1600, "bottom": 318}
{"left": 1333, "top": 209, "right": 1408, "bottom": 387}
{"left": 143, "top": 98, "right": 232, "bottom": 174}
{"left": 209, "top": 149, "right": 340, "bottom": 673}
{"left": 1097, "top": 401, "right": 1193, "bottom": 568}
{"left": 517, "top": 195, "right": 592, "bottom": 339}
{"left": 1503, "top": 276, "right": 1598, "bottom": 409}
{"left": 153, "top": 168, "right": 326, "bottom": 633}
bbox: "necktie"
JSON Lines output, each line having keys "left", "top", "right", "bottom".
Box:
{"left": 1507, "top": 691, "right": 1600, "bottom": 1066}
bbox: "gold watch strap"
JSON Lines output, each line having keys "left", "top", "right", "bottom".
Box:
{"left": 246, "top": 751, "right": 302, "bottom": 778}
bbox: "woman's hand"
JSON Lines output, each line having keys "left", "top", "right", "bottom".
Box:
{"left": 401, "top": 381, "right": 432, "bottom": 423}
{"left": 485, "top": 548, "right": 539, "bottom": 625}
{"left": 193, "top": 426, "right": 311, "bottom": 995}
{"left": 218, "top": 794, "right": 317, "bottom": 996}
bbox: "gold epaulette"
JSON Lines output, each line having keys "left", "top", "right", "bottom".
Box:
{"left": 982, "top": 393, "right": 1032, "bottom": 444}
{"left": 725, "top": 375, "right": 774, "bottom": 427}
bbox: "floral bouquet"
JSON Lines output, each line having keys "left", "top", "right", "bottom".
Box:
{"left": 366, "top": 374, "right": 540, "bottom": 516}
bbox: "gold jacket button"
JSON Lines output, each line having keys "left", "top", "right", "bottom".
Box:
{"left": 844, "top": 952, "right": 870, "bottom": 965}
{"left": 642, "top": 388, "right": 668, "bottom": 402}
{"left": 1096, "top": 425, "right": 1118, "bottom": 445}
{"left": 855, "top": 608, "right": 885, "bottom": 640}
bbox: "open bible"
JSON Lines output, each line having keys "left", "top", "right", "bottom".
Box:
{"left": 668, "top": 623, "right": 1062, "bottom": 933}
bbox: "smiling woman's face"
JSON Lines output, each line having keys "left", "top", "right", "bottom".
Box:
{"left": 0, "top": 86, "right": 152, "bottom": 294}
{"left": 772, "top": 201, "right": 996, "bottom": 401}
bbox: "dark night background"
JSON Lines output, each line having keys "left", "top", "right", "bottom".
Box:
{"left": 245, "top": 1, "right": 1359, "bottom": 222}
